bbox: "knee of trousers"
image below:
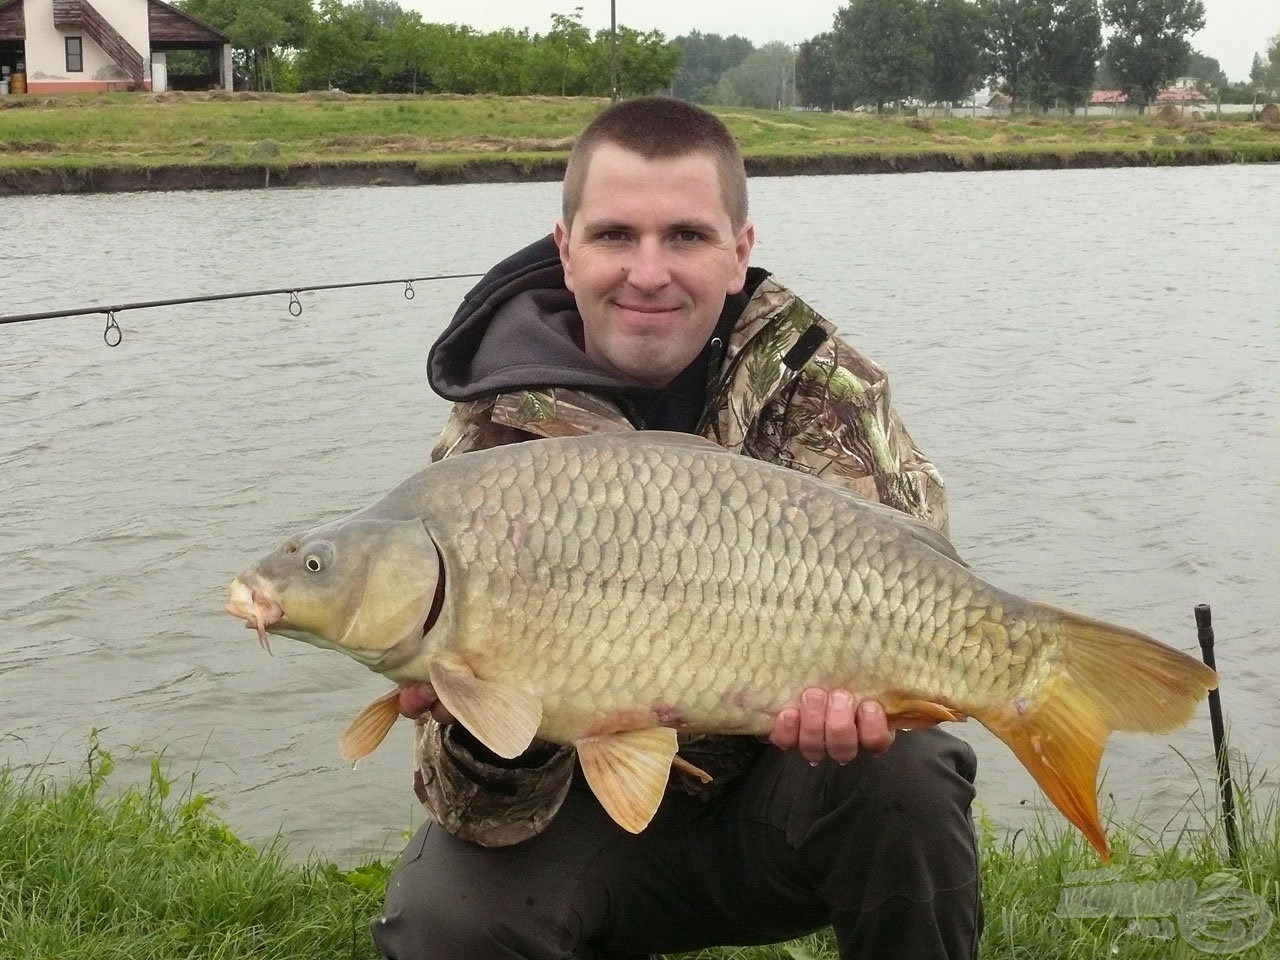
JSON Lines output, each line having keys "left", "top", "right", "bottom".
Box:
{"left": 805, "top": 730, "right": 981, "bottom": 916}
{"left": 824, "top": 728, "right": 979, "bottom": 837}
{"left": 371, "top": 889, "right": 553, "bottom": 960}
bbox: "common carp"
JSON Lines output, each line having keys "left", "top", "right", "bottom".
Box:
{"left": 226, "top": 432, "right": 1217, "bottom": 860}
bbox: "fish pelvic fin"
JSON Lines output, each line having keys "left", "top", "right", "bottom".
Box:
{"left": 984, "top": 609, "right": 1218, "bottom": 863}
{"left": 577, "top": 727, "right": 680, "bottom": 834}
{"left": 426, "top": 653, "right": 542, "bottom": 760}
{"left": 339, "top": 687, "right": 402, "bottom": 761}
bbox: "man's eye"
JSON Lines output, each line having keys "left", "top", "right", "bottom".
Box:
{"left": 675, "top": 230, "right": 702, "bottom": 243}
{"left": 598, "top": 230, "right": 628, "bottom": 242}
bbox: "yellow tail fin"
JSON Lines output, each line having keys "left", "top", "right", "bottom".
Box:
{"left": 982, "top": 608, "right": 1218, "bottom": 862}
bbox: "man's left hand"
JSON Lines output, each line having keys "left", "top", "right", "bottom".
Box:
{"left": 769, "top": 688, "right": 894, "bottom": 764}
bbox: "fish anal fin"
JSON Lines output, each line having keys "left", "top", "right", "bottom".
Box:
{"left": 881, "top": 696, "right": 967, "bottom": 730}
{"left": 427, "top": 653, "right": 542, "bottom": 760}
{"left": 984, "top": 696, "right": 1110, "bottom": 862}
{"left": 577, "top": 727, "right": 679, "bottom": 833}
{"left": 339, "top": 687, "right": 402, "bottom": 761}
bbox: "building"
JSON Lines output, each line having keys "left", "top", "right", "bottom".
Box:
{"left": 1088, "top": 82, "right": 1210, "bottom": 116}
{"left": 0, "top": 0, "right": 232, "bottom": 93}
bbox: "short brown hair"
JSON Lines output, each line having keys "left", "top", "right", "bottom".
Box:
{"left": 561, "top": 97, "right": 748, "bottom": 231}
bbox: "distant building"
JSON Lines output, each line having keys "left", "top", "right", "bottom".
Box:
{"left": 1088, "top": 82, "right": 1209, "bottom": 115}
{"left": 0, "top": 0, "right": 232, "bottom": 93}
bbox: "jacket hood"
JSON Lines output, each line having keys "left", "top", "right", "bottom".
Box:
{"left": 428, "top": 235, "right": 650, "bottom": 402}
{"left": 427, "top": 235, "right": 769, "bottom": 406}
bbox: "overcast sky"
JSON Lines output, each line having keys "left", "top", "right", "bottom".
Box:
{"left": 400, "top": 0, "right": 1278, "bottom": 82}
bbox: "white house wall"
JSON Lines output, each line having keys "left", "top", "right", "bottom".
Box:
{"left": 24, "top": 0, "right": 153, "bottom": 91}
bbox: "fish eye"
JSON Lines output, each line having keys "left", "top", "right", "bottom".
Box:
{"left": 304, "top": 554, "right": 324, "bottom": 572}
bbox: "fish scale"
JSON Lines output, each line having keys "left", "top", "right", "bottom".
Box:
{"left": 227, "top": 431, "right": 1218, "bottom": 859}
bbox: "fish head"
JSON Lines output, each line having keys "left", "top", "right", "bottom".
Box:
{"left": 226, "top": 516, "right": 442, "bottom": 673}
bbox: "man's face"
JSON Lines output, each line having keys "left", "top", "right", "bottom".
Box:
{"left": 554, "top": 143, "right": 755, "bottom": 389}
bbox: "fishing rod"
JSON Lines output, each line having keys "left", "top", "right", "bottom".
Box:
{"left": 1195, "top": 603, "right": 1241, "bottom": 865}
{"left": 0, "top": 272, "right": 484, "bottom": 347}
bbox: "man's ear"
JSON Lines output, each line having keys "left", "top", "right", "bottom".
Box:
{"left": 728, "top": 221, "right": 756, "bottom": 295}
{"left": 554, "top": 220, "right": 574, "bottom": 292}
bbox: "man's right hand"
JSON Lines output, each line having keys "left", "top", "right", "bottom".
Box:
{"left": 398, "top": 682, "right": 456, "bottom": 724}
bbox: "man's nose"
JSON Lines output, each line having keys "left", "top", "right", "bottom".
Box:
{"left": 626, "top": 238, "right": 670, "bottom": 291}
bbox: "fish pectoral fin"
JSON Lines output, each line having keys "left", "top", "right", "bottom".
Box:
{"left": 577, "top": 727, "right": 679, "bottom": 834}
{"left": 881, "top": 696, "right": 968, "bottom": 730}
{"left": 339, "top": 687, "right": 403, "bottom": 761}
{"left": 672, "top": 754, "right": 714, "bottom": 784}
{"left": 427, "top": 653, "right": 542, "bottom": 760}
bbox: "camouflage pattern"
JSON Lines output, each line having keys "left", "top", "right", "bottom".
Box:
{"left": 414, "top": 274, "right": 950, "bottom": 846}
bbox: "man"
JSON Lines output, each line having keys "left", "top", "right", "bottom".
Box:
{"left": 373, "top": 97, "right": 981, "bottom": 960}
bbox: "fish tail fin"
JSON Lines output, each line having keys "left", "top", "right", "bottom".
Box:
{"left": 982, "top": 609, "right": 1218, "bottom": 862}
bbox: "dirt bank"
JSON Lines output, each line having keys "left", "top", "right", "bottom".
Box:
{"left": 0, "top": 148, "right": 1269, "bottom": 196}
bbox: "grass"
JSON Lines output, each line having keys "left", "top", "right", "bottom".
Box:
{"left": 3, "top": 736, "right": 1278, "bottom": 959}
{"left": 0, "top": 91, "right": 1277, "bottom": 172}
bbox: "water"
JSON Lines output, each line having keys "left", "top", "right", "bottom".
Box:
{"left": 2, "top": 165, "right": 1277, "bottom": 863}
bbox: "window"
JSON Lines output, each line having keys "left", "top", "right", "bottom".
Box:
{"left": 66, "top": 37, "right": 83, "bottom": 73}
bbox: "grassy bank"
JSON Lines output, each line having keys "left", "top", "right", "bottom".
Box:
{"left": 0, "top": 91, "right": 1278, "bottom": 177}
{"left": 3, "top": 738, "right": 1277, "bottom": 959}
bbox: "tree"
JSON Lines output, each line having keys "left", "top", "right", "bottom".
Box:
{"left": 1043, "top": 0, "right": 1102, "bottom": 109}
{"left": 832, "top": 0, "right": 930, "bottom": 112}
{"left": 179, "top": 0, "right": 312, "bottom": 90}
{"left": 796, "top": 32, "right": 845, "bottom": 109}
{"left": 297, "top": 0, "right": 367, "bottom": 90}
{"left": 471, "top": 28, "right": 533, "bottom": 95}
{"left": 354, "top": 0, "right": 403, "bottom": 32}
{"left": 979, "top": 0, "right": 1052, "bottom": 108}
{"left": 585, "top": 27, "right": 680, "bottom": 97}
{"left": 712, "top": 41, "right": 796, "bottom": 109}
{"left": 537, "top": 8, "right": 592, "bottom": 96}
{"left": 1249, "top": 35, "right": 1280, "bottom": 96}
{"left": 1101, "top": 0, "right": 1206, "bottom": 109}
{"left": 922, "top": 0, "right": 987, "bottom": 105}
{"left": 1183, "top": 49, "right": 1228, "bottom": 92}
{"left": 670, "top": 31, "right": 755, "bottom": 102}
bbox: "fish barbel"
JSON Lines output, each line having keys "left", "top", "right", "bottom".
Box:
{"left": 226, "top": 432, "right": 1216, "bottom": 860}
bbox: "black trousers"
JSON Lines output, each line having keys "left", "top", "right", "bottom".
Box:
{"left": 372, "top": 729, "right": 982, "bottom": 960}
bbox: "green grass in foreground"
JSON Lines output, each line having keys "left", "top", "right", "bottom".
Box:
{"left": 0, "top": 91, "right": 1278, "bottom": 170}
{"left": 2, "top": 736, "right": 1278, "bottom": 959}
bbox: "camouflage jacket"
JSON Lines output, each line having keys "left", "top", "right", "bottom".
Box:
{"left": 413, "top": 273, "right": 949, "bottom": 847}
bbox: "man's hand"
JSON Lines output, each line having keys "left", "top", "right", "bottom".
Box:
{"left": 769, "top": 688, "right": 894, "bottom": 764}
{"left": 398, "top": 682, "right": 455, "bottom": 724}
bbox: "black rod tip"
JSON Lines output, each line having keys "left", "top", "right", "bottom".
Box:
{"left": 1195, "top": 604, "right": 1212, "bottom": 630}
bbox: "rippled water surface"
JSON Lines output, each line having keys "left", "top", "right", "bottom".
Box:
{"left": 2, "top": 165, "right": 1277, "bottom": 863}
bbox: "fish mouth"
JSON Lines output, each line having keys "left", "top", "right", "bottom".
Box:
{"left": 226, "top": 576, "right": 284, "bottom": 654}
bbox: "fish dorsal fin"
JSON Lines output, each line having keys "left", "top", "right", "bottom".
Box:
{"left": 576, "top": 727, "right": 679, "bottom": 833}
{"left": 611, "top": 430, "right": 721, "bottom": 449}
{"left": 339, "top": 687, "right": 402, "bottom": 761}
{"left": 427, "top": 653, "right": 542, "bottom": 760}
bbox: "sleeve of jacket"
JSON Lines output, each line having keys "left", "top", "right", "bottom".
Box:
{"left": 755, "top": 331, "right": 951, "bottom": 537}
{"left": 412, "top": 398, "right": 580, "bottom": 847}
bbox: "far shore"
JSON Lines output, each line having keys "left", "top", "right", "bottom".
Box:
{"left": 1, "top": 91, "right": 1278, "bottom": 196}
{"left": 1, "top": 146, "right": 1276, "bottom": 196}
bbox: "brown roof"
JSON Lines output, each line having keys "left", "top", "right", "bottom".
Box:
{"left": 1089, "top": 87, "right": 1208, "bottom": 105}
{"left": 0, "top": 0, "right": 24, "bottom": 41}
{"left": 1156, "top": 87, "right": 1208, "bottom": 102}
